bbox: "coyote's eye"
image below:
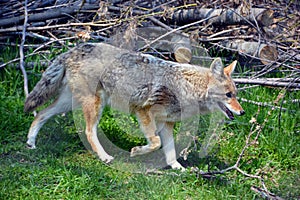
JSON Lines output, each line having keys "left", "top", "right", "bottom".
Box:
{"left": 226, "top": 92, "right": 232, "bottom": 98}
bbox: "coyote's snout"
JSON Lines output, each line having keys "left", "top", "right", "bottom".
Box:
{"left": 25, "top": 43, "right": 244, "bottom": 170}
{"left": 212, "top": 60, "right": 245, "bottom": 120}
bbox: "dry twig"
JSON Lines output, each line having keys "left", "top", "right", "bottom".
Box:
{"left": 19, "top": 0, "right": 29, "bottom": 98}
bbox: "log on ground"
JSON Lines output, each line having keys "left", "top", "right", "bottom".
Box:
{"left": 222, "top": 40, "right": 278, "bottom": 65}
{"left": 170, "top": 7, "right": 273, "bottom": 27}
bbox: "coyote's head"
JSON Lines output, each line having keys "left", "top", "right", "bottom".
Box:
{"left": 207, "top": 58, "right": 245, "bottom": 120}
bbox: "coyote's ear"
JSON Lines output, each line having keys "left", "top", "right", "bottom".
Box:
{"left": 224, "top": 60, "right": 237, "bottom": 76}
{"left": 210, "top": 58, "right": 224, "bottom": 76}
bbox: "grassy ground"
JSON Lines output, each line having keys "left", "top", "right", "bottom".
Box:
{"left": 0, "top": 46, "right": 299, "bottom": 199}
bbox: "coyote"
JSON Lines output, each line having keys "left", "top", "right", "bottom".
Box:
{"left": 24, "top": 43, "right": 245, "bottom": 170}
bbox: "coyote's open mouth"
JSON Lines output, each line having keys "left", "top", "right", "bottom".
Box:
{"left": 218, "top": 102, "right": 234, "bottom": 120}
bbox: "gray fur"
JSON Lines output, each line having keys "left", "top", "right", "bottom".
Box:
{"left": 24, "top": 57, "right": 66, "bottom": 112}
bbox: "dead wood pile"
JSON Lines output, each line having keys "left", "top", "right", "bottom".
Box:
{"left": 0, "top": 0, "right": 299, "bottom": 89}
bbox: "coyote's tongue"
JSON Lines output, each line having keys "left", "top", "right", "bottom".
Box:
{"left": 218, "top": 102, "right": 234, "bottom": 120}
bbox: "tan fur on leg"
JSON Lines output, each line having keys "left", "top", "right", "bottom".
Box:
{"left": 130, "top": 136, "right": 161, "bottom": 157}
{"left": 82, "top": 95, "right": 114, "bottom": 163}
{"left": 131, "top": 107, "right": 161, "bottom": 157}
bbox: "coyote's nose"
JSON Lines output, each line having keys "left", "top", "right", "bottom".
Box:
{"left": 240, "top": 110, "right": 245, "bottom": 116}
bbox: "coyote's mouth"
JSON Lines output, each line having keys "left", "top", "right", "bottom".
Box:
{"left": 218, "top": 102, "right": 234, "bottom": 120}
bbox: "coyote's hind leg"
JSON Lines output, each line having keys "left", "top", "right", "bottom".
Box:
{"left": 27, "top": 86, "right": 72, "bottom": 149}
{"left": 130, "top": 107, "right": 161, "bottom": 157}
{"left": 81, "top": 95, "right": 114, "bottom": 164}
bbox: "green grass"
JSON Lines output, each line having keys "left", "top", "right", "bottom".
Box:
{"left": 0, "top": 47, "right": 299, "bottom": 199}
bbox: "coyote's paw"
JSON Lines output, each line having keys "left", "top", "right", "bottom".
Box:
{"left": 100, "top": 155, "right": 114, "bottom": 164}
{"left": 130, "top": 136, "right": 161, "bottom": 157}
{"left": 26, "top": 141, "right": 36, "bottom": 149}
{"left": 130, "top": 146, "right": 144, "bottom": 157}
{"left": 169, "top": 161, "right": 186, "bottom": 172}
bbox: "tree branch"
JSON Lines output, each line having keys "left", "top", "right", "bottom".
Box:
{"left": 234, "top": 78, "right": 300, "bottom": 89}
{"left": 19, "top": 0, "right": 29, "bottom": 98}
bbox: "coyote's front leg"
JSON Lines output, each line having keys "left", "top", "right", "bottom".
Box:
{"left": 130, "top": 107, "right": 161, "bottom": 157}
{"left": 158, "top": 122, "right": 185, "bottom": 171}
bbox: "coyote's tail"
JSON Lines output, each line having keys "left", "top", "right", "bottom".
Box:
{"left": 24, "top": 59, "right": 66, "bottom": 112}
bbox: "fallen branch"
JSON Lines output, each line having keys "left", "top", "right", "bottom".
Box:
{"left": 19, "top": 0, "right": 29, "bottom": 98}
{"left": 0, "top": 51, "right": 50, "bottom": 69}
{"left": 19, "top": 0, "right": 37, "bottom": 117}
{"left": 0, "top": 21, "right": 116, "bottom": 33}
{"left": 233, "top": 78, "right": 300, "bottom": 89}
{"left": 0, "top": 2, "right": 100, "bottom": 27}
{"left": 237, "top": 97, "right": 288, "bottom": 111}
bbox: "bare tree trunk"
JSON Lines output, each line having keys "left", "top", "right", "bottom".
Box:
{"left": 234, "top": 78, "right": 300, "bottom": 88}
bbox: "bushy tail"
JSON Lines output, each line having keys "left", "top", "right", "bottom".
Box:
{"left": 24, "top": 59, "right": 66, "bottom": 112}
